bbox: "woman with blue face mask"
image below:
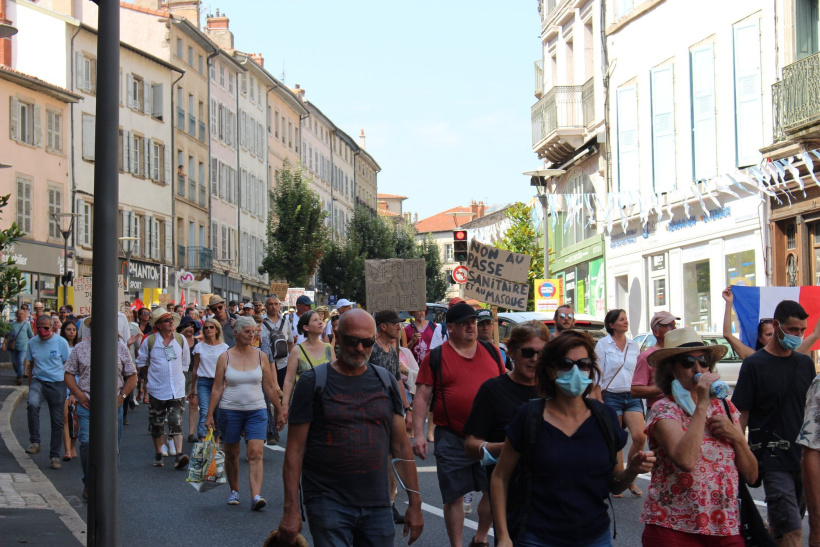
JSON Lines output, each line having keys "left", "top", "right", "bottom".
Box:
{"left": 640, "top": 328, "right": 758, "bottom": 546}
{"left": 490, "top": 331, "right": 656, "bottom": 547}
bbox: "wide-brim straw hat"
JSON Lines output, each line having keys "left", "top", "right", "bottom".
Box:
{"left": 262, "top": 530, "right": 309, "bottom": 547}
{"left": 208, "top": 295, "right": 226, "bottom": 308}
{"left": 648, "top": 327, "right": 728, "bottom": 367}
{"left": 150, "top": 308, "right": 181, "bottom": 329}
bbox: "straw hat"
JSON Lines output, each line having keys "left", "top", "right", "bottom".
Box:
{"left": 208, "top": 295, "right": 226, "bottom": 308}
{"left": 262, "top": 530, "right": 309, "bottom": 547}
{"left": 150, "top": 308, "right": 181, "bottom": 329}
{"left": 647, "top": 327, "right": 728, "bottom": 367}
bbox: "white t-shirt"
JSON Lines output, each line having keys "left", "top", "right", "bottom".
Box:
{"left": 192, "top": 342, "right": 229, "bottom": 379}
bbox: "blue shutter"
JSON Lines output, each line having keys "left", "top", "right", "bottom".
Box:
{"left": 690, "top": 44, "right": 717, "bottom": 180}
{"left": 616, "top": 85, "right": 639, "bottom": 191}
{"left": 651, "top": 65, "right": 676, "bottom": 193}
{"left": 734, "top": 19, "right": 763, "bottom": 167}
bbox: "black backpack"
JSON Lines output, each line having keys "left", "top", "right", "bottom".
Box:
{"left": 262, "top": 317, "right": 288, "bottom": 360}
{"left": 508, "top": 397, "right": 619, "bottom": 541}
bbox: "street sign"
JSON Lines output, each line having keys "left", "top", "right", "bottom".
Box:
{"left": 534, "top": 278, "right": 562, "bottom": 312}
{"left": 452, "top": 265, "right": 468, "bottom": 284}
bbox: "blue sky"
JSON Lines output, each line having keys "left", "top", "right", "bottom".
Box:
{"left": 205, "top": 0, "right": 542, "bottom": 220}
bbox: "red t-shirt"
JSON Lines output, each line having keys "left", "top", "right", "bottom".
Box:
{"left": 632, "top": 347, "right": 662, "bottom": 408}
{"left": 417, "top": 341, "right": 503, "bottom": 435}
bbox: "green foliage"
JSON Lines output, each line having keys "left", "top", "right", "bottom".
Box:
{"left": 496, "top": 202, "right": 543, "bottom": 311}
{"left": 0, "top": 194, "right": 27, "bottom": 333}
{"left": 259, "top": 161, "right": 329, "bottom": 286}
{"left": 349, "top": 204, "right": 396, "bottom": 260}
{"left": 394, "top": 222, "right": 418, "bottom": 259}
{"left": 418, "top": 234, "right": 447, "bottom": 303}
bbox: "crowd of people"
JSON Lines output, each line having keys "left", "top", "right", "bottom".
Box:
{"left": 5, "top": 289, "right": 820, "bottom": 547}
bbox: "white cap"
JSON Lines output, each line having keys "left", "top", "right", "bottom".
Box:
{"left": 243, "top": 302, "right": 254, "bottom": 309}
{"left": 336, "top": 299, "right": 354, "bottom": 308}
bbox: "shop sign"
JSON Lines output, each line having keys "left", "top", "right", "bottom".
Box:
{"left": 0, "top": 240, "right": 68, "bottom": 276}
{"left": 119, "top": 259, "right": 163, "bottom": 291}
{"left": 552, "top": 236, "right": 605, "bottom": 272}
{"left": 534, "top": 279, "right": 562, "bottom": 312}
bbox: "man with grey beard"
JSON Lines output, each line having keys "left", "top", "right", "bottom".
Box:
{"left": 277, "top": 309, "right": 423, "bottom": 546}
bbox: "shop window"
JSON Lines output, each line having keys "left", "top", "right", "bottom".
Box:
{"left": 653, "top": 279, "right": 666, "bottom": 306}
{"left": 725, "top": 250, "right": 756, "bottom": 287}
{"left": 786, "top": 224, "right": 796, "bottom": 249}
{"left": 683, "top": 259, "right": 711, "bottom": 331}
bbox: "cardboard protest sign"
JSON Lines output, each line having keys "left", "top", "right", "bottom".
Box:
{"left": 269, "top": 282, "right": 288, "bottom": 300}
{"left": 285, "top": 288, "right": 305, "bottom": 307}
{"left": 464, "top": 239, "right": 532, "bottom": 311}
{"left": 365, "top": 258, "right": 426, "bottom": 313}
{"left": 73, "top": 277, "right": 127, "bottom": 316}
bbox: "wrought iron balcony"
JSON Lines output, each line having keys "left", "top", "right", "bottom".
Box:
{"left": 531, "top": 78, "right": 594, "bottom": 164}
{"left": 535, "top": 60, "right": 544, "bottom": 99}
{"left": 178, "top": 245, "right": 212, "bottom": 272}
{"left": 772, "top": 51, "right": 820, "bottom": 142}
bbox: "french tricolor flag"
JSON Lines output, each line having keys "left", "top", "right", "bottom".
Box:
{"left": 732, "top": 285, "right": 820, "bottom": 350}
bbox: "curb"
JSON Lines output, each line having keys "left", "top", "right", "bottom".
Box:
{"left": 0, "top": 386, "right": 87, "bottom": 544}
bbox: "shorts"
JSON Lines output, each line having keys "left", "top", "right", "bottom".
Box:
{"left": 183, "top": 371, "right": 192, "bottom": 394}
{"left": 147, "top": 395, "right": 185, "bottom": 438}
{"left": 433, "top": 426, "right": 487, "bottom": 504}
{"left": 641, "top": 524, "right": 744, "bottom": 546}
{"left": 602, "top": 390, "right": 643, "bottom": 416}
{"left": 217, "top": 408, "right": 267, "bottom": 444}
{"left": 763, "top": 470, "right": 806, "bottom": 538}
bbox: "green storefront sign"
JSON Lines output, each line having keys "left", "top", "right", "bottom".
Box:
{"left": 551, "top": 235, "right": 604, "bottom": 272}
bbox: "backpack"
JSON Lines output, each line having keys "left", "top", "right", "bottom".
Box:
{"left": 263, "top": 317, "right": 289, "bottom": 360}
{"left": 143, "top": 332, "right": 185, "bottom": 367}
{"left": 312, "top": 362, "right": 396, "bottom": 420}
{"left": 508, "top": 397, "right": 619, "bottom": 541}
{"left": 427, "top": 339, "right": 504, "bottom": 425}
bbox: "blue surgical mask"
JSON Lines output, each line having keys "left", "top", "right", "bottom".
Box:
{"left": 480, "top": 444, "right": 497, "bottom": 467}
{"left": 777, "top": 325, "right": 803, "bottom": 351}
{"left": 555, "top": 365, "right": 593, "bottom": 398}
{"left": 671, "top": 379, "right": 696, "bottom": 415}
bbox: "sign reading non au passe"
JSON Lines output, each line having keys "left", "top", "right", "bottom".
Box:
{"left": 463, "top": 239, "right": 531, "bottom": 311}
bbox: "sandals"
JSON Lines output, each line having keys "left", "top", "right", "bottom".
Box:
{"left": 468, "top": 538, "right": 489, "bottom": 547}
{"left": 629, "top": 484, "right": 642, "bottom": 497}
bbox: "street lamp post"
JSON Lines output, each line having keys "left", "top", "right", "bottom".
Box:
{"left": 523, "top": 168, "right": 565, "bottom": 278}
{"left": 118, "top": 237, "right": 139, "bottom": 298}
{"left": 52, "top": 212, "right": 80, "bottom": 309}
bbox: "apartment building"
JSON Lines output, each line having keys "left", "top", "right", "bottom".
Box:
{"left": 354, "top": 129, "right": 379, "bottom": 212}
{"left": 298, "top": 94, "right": 336, "bottom": 234}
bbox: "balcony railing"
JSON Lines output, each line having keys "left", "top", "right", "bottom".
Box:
{"left": 772, "top": 51, "right": 820, "bottom": 141}
{"left": 534, "top": 60, "right": 544, "bottom": 98}
{"left": 531, "top": 78, "right": 593, "bottom": 146}
{"left": 582, "top": 78, "right": 594, "bottom": 127}
{"left": 178, "top": 245, "right": 213, "bottom": 272}
{"left": 188, "top": 114, "right": 196, "bottom": 136}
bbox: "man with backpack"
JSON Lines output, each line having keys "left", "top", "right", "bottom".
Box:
{"left": 260, "top": 296, "right": 293, "bottom": 445}
{"left": 412, "top": 302, "right": 504, "bottom": 547}
{"left": 429, "top": 297, "right": 464, "bottom": 350}
{"left": 277, "top": 309, "right": 423, "bottom": 546}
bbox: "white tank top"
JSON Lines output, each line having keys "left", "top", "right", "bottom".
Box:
{"left": 219, "top": 351, "right": 265, "bottom": 411}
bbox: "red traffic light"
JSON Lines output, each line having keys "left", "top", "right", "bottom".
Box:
{"left": 454, "top": 230, "right": 467, "bottom": 241}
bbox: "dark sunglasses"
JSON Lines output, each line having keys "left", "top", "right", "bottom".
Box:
{"left": 558, "top": 312, "right": 574, "bottom": 320}
{"left": 202, "top": 325, "right": 216, "bottom": 330}
{"left": 678, "top": 354, "right": 710, "bottom": 369}
{"left": 557, "top": 358, "right": 593, "bottom": 371}
{"left": 210, "top": 305, "right": 224, "bottom": 311}
{"left": 36, "top": 326, "right": 52, "bottom": 332}
{"left": 341, "top": 334, "right": 376, "bottom": 348}
{"left": 519, "top": 347, "right": 543, "bottom": 359}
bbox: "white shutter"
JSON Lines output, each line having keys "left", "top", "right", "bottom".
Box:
{"left": 144, "top": 137, "right": 150, "bottom": 178}
{"left": 122, "top": 210, "right": 130, "bottom": 239}
{"left": 211, "top": 158, "right": 218, "bottom": 195}
{"left": 734, "top": 20, "right": 763, "bottom": 167}
{"left": 164, "top": 145, "right": 171, "bottom": 183}
{"left": 211, "top": 221, "right": 218, "bottom": 254}
{"left": 616, "top": 85, "right": 639, "bottom": 191}
{"left": 123, "top": 130, "right": 131, "bottom": 173}
{"left": 130, "top": 133, "right": 139, "bottom": 174}
{"left": 651, "top": 65, "right": 676, "bottom": 193}
{"left": 132, "top": 214, "right": 140, "bottom": 255}
{"left": 33, "top": 105, "right": 42, "bottom": 147}
{"left": 152, "top": 83, "right": 163, "bottom": 118}
{"left": 145, "top": 216, "right": 153, "bottom": 258}
{"left": 691, "top": 44, "right": 717, "bottom": 180}
{"left": 210, "top": 99, "right": 217, "bottom": 135}
{"left": 152, "top": 142, "right": 160, "bottom": 180}
{"left": 164, "top": 219, "right": 172, "bottom": 263}
{"left": 76, "top": 199, "right": 86, "bottom": 245}
{"left": 9, "top": 97, "right": 18, "bottom": 141}
{"left": 126, "top": 73, "right": 134, "bottom": 109}
{"left": 153, "top": 218, "right": 161, "bottom": 260}
{"left": 143, "top": 80, "right": 151, "bottom": 114}
{"left": 82, "top": 114, "right": 95, "bottom": 161}
{"left": 75, "top": 53, "right": 85, "bottom": 91}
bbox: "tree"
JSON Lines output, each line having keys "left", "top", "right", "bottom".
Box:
{"left": 495, "top": 202, "right": 543, "bottom": 311}
{"left": 349, "top": 204, "right": 396, "bottom": 260}
{"left": 316, "top": 238, "right": 364, "bottom": 304}
{"left": 418, "top": 234, "right": 447, "bottom": 303}
{"left": 394, "top": 222, "right": 418, "bottom": 259}
{"left": 0, "top": 194, "right": 27, "bottom": 335}
{"left": 259, "top": 160, "right": 328, "bottom": 286}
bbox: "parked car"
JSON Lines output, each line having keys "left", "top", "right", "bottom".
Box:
{"left": 398, "top": 303, "right": 448, "bottom": 326}
{"left": 632, "top": 331, "right": 743, "bottom": 387}
{"left": 497, "top": 311, "right": 607, "bottom": 343}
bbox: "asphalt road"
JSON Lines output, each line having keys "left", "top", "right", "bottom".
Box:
{"left": 12, "top": 400, "right": 811, "bottom": 546}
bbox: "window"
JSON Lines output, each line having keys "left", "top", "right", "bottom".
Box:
{"left": 188, "top": 94, "right": 196, "bottom": 135}
{"left": 683, "top": 259, "right": 711, "bottom": 330}
{"left": 725, "top": 249, "right": 756, "bottom": 287}
{"left": 187, "top": 46, "right": 193, "bottom": 66}
{"left": 9, "top": 98, "right": 41, "bottom": 147}
{"left": 733, "top": 19, "right": 763, "bottom": 167}
{"left": 75, "top": 53, "right": 96, "bottom": 93}
{"left": 228, "top": 73, "right": 234, "bottom": 95}
{"left": 209, "top": 61, "right": 215, "bottom": 82}
{"left": 616, "top": 85, "right": 638, "bottom": 191}
{"left": 219, "top": 65, "right": 225, "bottom": 87}
{"left": 82, "top": 113, "right": 95, "bottom": 160}
{"left": 787, "top": 223, "right": 797, "bottom": 249}
{"left": 126, "top": 73, "right": 145, "bottom": 112}
{"left": 615, "top": 0, "right": 634, "bottom": 19}
{"left": 198, "top": 55, "right": 204, "bottom": 75}
{"left": 151, "top": 141, "right": 165, "bottom": 181}
{"left": 16, "top": 177, "right": 31, "bottom": 233}
{"left": 198, "top": 162, "right": 206, "bottom": 206}
{"left": 650, "top": 65, "right": 675, "bottom": 193}
{"left": 796, "top": 0, "right": 820, "bottom": 60}
{"left": 653, "top": 279, "right": 666, "bottom": 306}
{"left": 131, "top": 133, "right": 143, "bottom": 176}
{"left": 288, "top": 122, "right": 293, "bottom": 149}
{"left": 46, "top": 110, "right": 63, "bottom": 153}
{"left": 691, "top": 43, "right": 717, "bottom": 180}
{"left": 176, "top": 38, "right": 183, "bottom": 58}
{"left": 274, "top": 110, "right": 279, "bottom": 138}
{"left": 176, "top": 86, "right": 184, "bottom": 128}
{"left": 558, "top": 173, "right": 596, "bottom": 249}
{"left": 444, "top": 244, "right": 454, "bottom": 262}
{"left": 151, "top": 83, "right": 164, "bottom": 119}
{"left": 77, "top": 199, "right": 91, "bottom": 246}
{"left": 188, "top": 156, "right": 196, "bottom": 201}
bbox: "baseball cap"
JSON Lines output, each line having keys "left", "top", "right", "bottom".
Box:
{"left": 448, "top": 297, "right": 465, "bottom": 308}
{"left": 650, "top": 311, "right": 680, "bottom": 330}
{"left": 336, "top": 298, "right": 353, "bottom": 308}
{"left": 446, "top": 302, "right": 477, "bottom": 324}
{"left": 243, "top": 302, "right": 254, "bottom": 309}
{"left": 374, "top": 309, "right": 401, "bottom": 325}
{"left": 476, "top": 309, "right": 493, "bottom": 323}
{"left": 296, "top": 295, "right": 313, "bottom": 306}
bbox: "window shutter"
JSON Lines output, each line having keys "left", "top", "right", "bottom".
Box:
{"left": 123, "top": 130, "right": 132, "bottom": 173}
{"left": 126, "top": 73, "right": 134, "bottom": 109}
{"left": 131, "top": 133, "right": 139, "bottom": 174}
{"left": 143, "top": 80, "right": 151, "bottom": 114}
{"left": 164, "top": 145, "right": 171, "bottom": 183}
{"left": 33, "top": 105, "right": 42, "bottom": 147}
{"left": 132, "top": 214, "right": 140, "bottom": 255}
{"left": 164, "top": 219, "right": 172, "bottom": 264}
{"left": 221, "top": 225, "right": 227, "bottom": 259}
{"left": 211, "top": 221, "right": 218, "bottom": 254}
{"left": 9, "top": 97, "right": 18, "bottom": 141}
{"left": 211, "top": 158, "right": 218, "bottom": 196}
{"left": 152, "top": 83, "right": 163, "bottom": 118}
{"left": 90, "top": 59, "right": 97, "bottom": 92}
{"left": 734, "top": 19, "right": 763, "bottom": 167}
{"left": 76, "top": 199, "right": 86, "bottom": 245}
{"left": 153, "top": 217, "right": 160, "bottom": 260}
{"left": 75, "top": 53, "right": 85, "bottom": 90}
{"left": 82, "top": 115, "right": 95, "bottom": 161}
{"left": 651, "top": 65, "right": 676, "bottom": 193}
{"left": 145, "top": 216, "right": 153, "bottom": 258}
{"left": 144, "top": 138, "right": 151, "bottom": 178}
{"left": 210, "top": 99, "right": 217, "bottom": 135}
{"left": 691, "top": 44, "right": 717, "bottom": 180}
{"left": 616, "top": 85, "right": 639, "bottom": 191}
{"left": 152, "top": 142, "right": 161, "bottom": 180}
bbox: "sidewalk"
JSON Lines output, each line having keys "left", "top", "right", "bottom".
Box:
{"left": 0, "top": 375, "right": 85, "bottom": 546}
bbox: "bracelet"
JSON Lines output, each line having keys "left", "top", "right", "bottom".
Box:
{"left": 404, "top": 407, "right": 412, "bottom": 413}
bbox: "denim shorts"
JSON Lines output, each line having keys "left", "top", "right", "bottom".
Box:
{"left": 602, "top": 390, "right": 643, "bottom": 416}
{"left": 305, "top": 496, "right": 393, "bottom": 547}
{"left": 217, "top": 407, "right": 267, "bottom": 444}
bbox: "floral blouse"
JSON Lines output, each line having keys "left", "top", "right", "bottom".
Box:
{"left": 798, "top": 374, "right": 820, "bottom": 451}
{"left": 640, "top": 396, "right": 741, "bottom": 536}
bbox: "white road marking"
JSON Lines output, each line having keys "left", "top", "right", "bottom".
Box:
{"left": 417, "top": 466, "right": 437, "bottom": 473}
{"left": 264, "top": 444, "right": 286, "bottom": 452}
{"left": 405, "top": 501, "right": 494, "bottom": 537}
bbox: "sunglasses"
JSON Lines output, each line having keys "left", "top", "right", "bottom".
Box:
{"left": 202, "top": 325, "right": 216, "bottom": 330}
{"left": 519, "top": 347, "right": 543, "bottom": 359}
{"left": 558, "top": 312, "right": 574, "bottom": 320}
{"left": 158, "top": 318, "right": 174, "bottom": 324}
{"left": 341, "top": 334, "right": 376, "bottom": 348}
{"left": 210, "top": 305, "right": 224, "bottom": 311}
{"left": 678, "top": 354, "right": 710, "bottom": 369}
{"left": 557, "top": 358, "right": 593, "bottom": 371}
{"left": 36, "top": 326, "right": 52, "bottom": 332}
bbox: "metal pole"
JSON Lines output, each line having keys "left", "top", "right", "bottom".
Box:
{"left": 88, "top": 0, "right": 119, "bottom": 544}
{"left": 62, "top": 231, "right": 68, "bottom": 309}
{"left": 539, "top": 194, "right": 549, "bottom": 278}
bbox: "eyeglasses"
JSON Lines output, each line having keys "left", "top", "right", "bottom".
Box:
{"left": 202, "top": 325, "right": 216, "bottom": 330}
{"left": 558, "top": 313, "right": 574, "bottom": 320}
{"left": 678, "top": 354, "right": 710, "bottom": 369}
{"left": 557, "top": 358, "right": 593, "bottom": 371}
{"left": 340, "top": 334, "right": 376, "bottom": 348}
{"left": 158, "top": 318, "right": 174, "bottom": 324}
{"left": 519, "top": 347, "right": 543, "bottom": 359}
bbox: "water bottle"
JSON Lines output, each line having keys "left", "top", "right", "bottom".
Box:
{"left": 694, "top": 373, "right": 730, "bottom": 399}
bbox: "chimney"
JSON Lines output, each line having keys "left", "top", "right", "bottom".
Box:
{"left": 359, "top": 129, "right": 366, "bottom": 150}
{"left": 379, "top": 201, "right": 388, "bottom": 211}
{"left": 0, "top": 0, "right": 12, "bottom": 67}
{"left": 204, "top": 9, "right": 233, "bottom": 49}
{"left": 470, "top": 200, "right": 486, "bottom": 219}
{"left": 293, "top": 84, "right": 306, "bottom": 101}
{"left": 164, "top": 0, "right": 201, "bottom": 28}
{"left": 249, "top": 53, "right": 264, "bottom": 67}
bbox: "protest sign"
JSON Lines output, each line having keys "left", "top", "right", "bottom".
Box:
{"left": 464, "top": 239, "right": 531, "bottom": 312}
{"left": 73, "top": 277, "right": 127, "bottom": 316}
{"left": 269, "top": 282, "right": 288, "bottom": 300}
{"left": 365, "top": 258, "right": 426, "bottom": 312}
{"left": 285, "top": 288, "right": 305, "bottom": 307}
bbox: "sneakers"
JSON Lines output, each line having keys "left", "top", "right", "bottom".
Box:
{"left": 165, "top": 439, "right": 177, "bottom": 457}
{"left": 50, "top": 457, "right": 62, "bottom": 469}
{"left": 227, "top": 490, "right": 240, "bottom": 505}
{"left": 463, "top": 492, "right": 473, "bottom": 515}
{"left": 153, "top": 453, "right": 164, "bottom": 467}
{"left": 82, "top": 485, "right": 88, "bottom": 501}
{"left": 174, "top": 454, "right": 189, "bottom": 470}
{"left": 187, "top": 434, "right": 198, "bottom": 444}
{"left": 251, "top": 495, "right": 266, "bottom": 511}
{"left": 25, "top": 443, "right": 40, "bottom": 454}
{"left": 392, "top": 503, "right": 405, "bottom": 524}
{"left": 161, "top": 444, "right": 168, "bottom": 457}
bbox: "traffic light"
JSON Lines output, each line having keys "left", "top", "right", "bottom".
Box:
{"left": 61, "top": 271, "right": 73, "bottom": 286}
{"left": 453, "top": 229, "right": 468, "bottom": 262}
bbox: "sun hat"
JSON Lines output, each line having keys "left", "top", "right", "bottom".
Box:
{"left": 177, "top": 315, "right": 200, "bottom": 334}
{"left": 150, "top": 308, "right": 181, "bottom": 329}
{"left": 647, "top": 327, "right": 728, "bottom": 367}
{"left": 208, "top": 295, "right": 226, "bottom": 308}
